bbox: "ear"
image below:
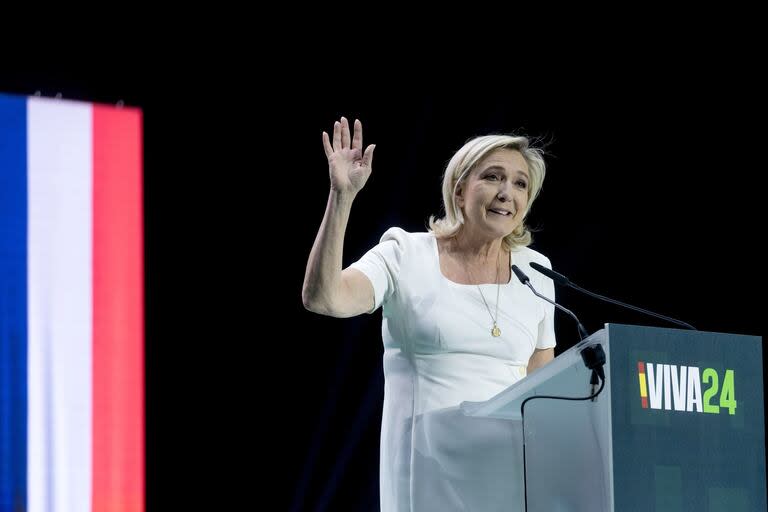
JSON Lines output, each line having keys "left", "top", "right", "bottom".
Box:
{"left": 455, "top": 183, "right": 465, "bottom": 208}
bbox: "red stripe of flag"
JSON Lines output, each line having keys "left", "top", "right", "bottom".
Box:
{"left": 92, "top": 105, "right": 144, "bottom": 511}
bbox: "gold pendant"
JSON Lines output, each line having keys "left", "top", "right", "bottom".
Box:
{"left": 492, "top": 324, "right": 501, "bottom": 337}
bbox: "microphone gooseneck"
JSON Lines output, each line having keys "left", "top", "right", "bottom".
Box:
{"left": 512, "top": 265, "right": 589, "bottom": 340}
{"left": 528, "top": 262, "right": 696, "bottom": 330}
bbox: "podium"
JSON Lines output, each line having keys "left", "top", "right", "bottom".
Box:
{"left": 410, "top": 324, "right": 765, "bottom": 511}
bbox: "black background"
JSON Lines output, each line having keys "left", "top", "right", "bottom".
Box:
{"left": 2, "top": 55, "right": 764, "bottom": 510}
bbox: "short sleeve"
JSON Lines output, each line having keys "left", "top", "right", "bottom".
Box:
{"left": 348, "top": 227, "right": 407, "bottom": 313}
{"left": 534, "top": 255, "right": 557, "bottom": 350}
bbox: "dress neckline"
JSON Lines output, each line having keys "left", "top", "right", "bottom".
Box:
{"left": 431, "top": 234, "right": 515, "bottom": 287}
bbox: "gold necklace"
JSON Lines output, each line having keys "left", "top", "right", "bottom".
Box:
{"left": 467, "top": 255, "right": 502, "bottom": 337}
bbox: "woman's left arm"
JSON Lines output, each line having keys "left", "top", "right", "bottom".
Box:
{"left": 527, "top": 347, "right": 554, "bottom": 374}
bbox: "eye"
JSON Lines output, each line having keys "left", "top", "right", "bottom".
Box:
{"left": 516, "top": 180, "right": 528, "bottom": 189}
{"left": 485, "top": 174, "right": 499, "bottom": 181}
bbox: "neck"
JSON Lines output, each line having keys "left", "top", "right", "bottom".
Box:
{"left": 448, "top": 230, "right": 505, "bottom": 266}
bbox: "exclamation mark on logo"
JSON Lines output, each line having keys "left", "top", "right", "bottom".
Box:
{"left": 638, "top": 361, "right": 648, "bottom": 408}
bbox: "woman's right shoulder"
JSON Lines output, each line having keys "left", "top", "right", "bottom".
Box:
{"left": 378, "top": 227, "right": 434, "bottom": 253}
{"left": 380, "top": 226, "right": 433, "bottom": 242}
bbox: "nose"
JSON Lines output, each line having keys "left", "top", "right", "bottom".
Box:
{"left": 497, "top": 183, "right": 512, "bottom": 201}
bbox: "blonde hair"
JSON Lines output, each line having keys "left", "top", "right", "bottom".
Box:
{"left": 428, "top": 135, "right": 546, "bottom": 250}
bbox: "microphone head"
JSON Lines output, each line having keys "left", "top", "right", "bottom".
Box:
{"left": 511, "top": 265, "right": 530, "bottom": 285}
{"left": 530, "top": 261, "right": 570, "bottom": 286}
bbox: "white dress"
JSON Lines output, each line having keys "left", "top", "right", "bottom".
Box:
{"left": 351, "top": 228, "right": 556, "bottom": 512}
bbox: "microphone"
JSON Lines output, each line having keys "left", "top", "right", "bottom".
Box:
{"left": 512, "top": 265, "right": 590, "bottom": 341}
{"left": 528, "top": 262, "right": 696, "bottom": 330}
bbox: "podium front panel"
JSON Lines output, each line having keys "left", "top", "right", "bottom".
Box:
{"left": 609, "top": 324, "right": 765, "bottom": 511}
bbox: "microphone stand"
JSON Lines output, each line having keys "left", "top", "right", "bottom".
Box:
{"left": 511, "top": 264, "right": 607, "bottom": 511}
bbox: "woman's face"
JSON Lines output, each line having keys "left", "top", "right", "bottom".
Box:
{"left": 456, "top": 148, "right": 530, "bottom": 241}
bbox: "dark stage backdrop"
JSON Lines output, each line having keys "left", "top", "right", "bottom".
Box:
{"left": 2, "top": 65, "right": 764, "bottom": 511}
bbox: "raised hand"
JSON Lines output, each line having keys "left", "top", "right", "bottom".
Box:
{"left": 322, "top": 117, "right": 375, "bottom": 196}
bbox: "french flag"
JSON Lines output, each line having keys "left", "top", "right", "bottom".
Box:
{"left": 1, "top": 93, "right": 144, "bottom": 511}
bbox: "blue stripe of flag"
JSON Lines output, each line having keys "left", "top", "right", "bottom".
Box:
{"left": 0, "top": 93, "right": 28, "bottom": 511}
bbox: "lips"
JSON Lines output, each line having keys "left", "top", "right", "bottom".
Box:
{"left": 488, "top": 208, "right": 512, "bottom": 216}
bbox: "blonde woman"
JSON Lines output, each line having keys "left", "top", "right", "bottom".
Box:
{"left": 302, "top": 116, "right": 556, "bottom": 511}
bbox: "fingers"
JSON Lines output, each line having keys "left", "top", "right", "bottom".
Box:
{"left": 341, "top": 117, "right": 351, "bottom": 149}
{"left": 363, "top": 144, "right": 376, "bottom": 167}
{"left": 352, "top": 119, "right": 362, "bottom": 150}
{"left": 329, "top": 117, "right": 367, "bottom": 157}
{"left": 332, "top": 121, "right": 341, "bottom": 151}
{"left": 322, "top": 131, "right": 333, "bottom": 158}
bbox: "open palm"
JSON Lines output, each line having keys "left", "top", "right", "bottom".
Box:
{"left": 322, "top": 117, "right": 375, "bottom": 195}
